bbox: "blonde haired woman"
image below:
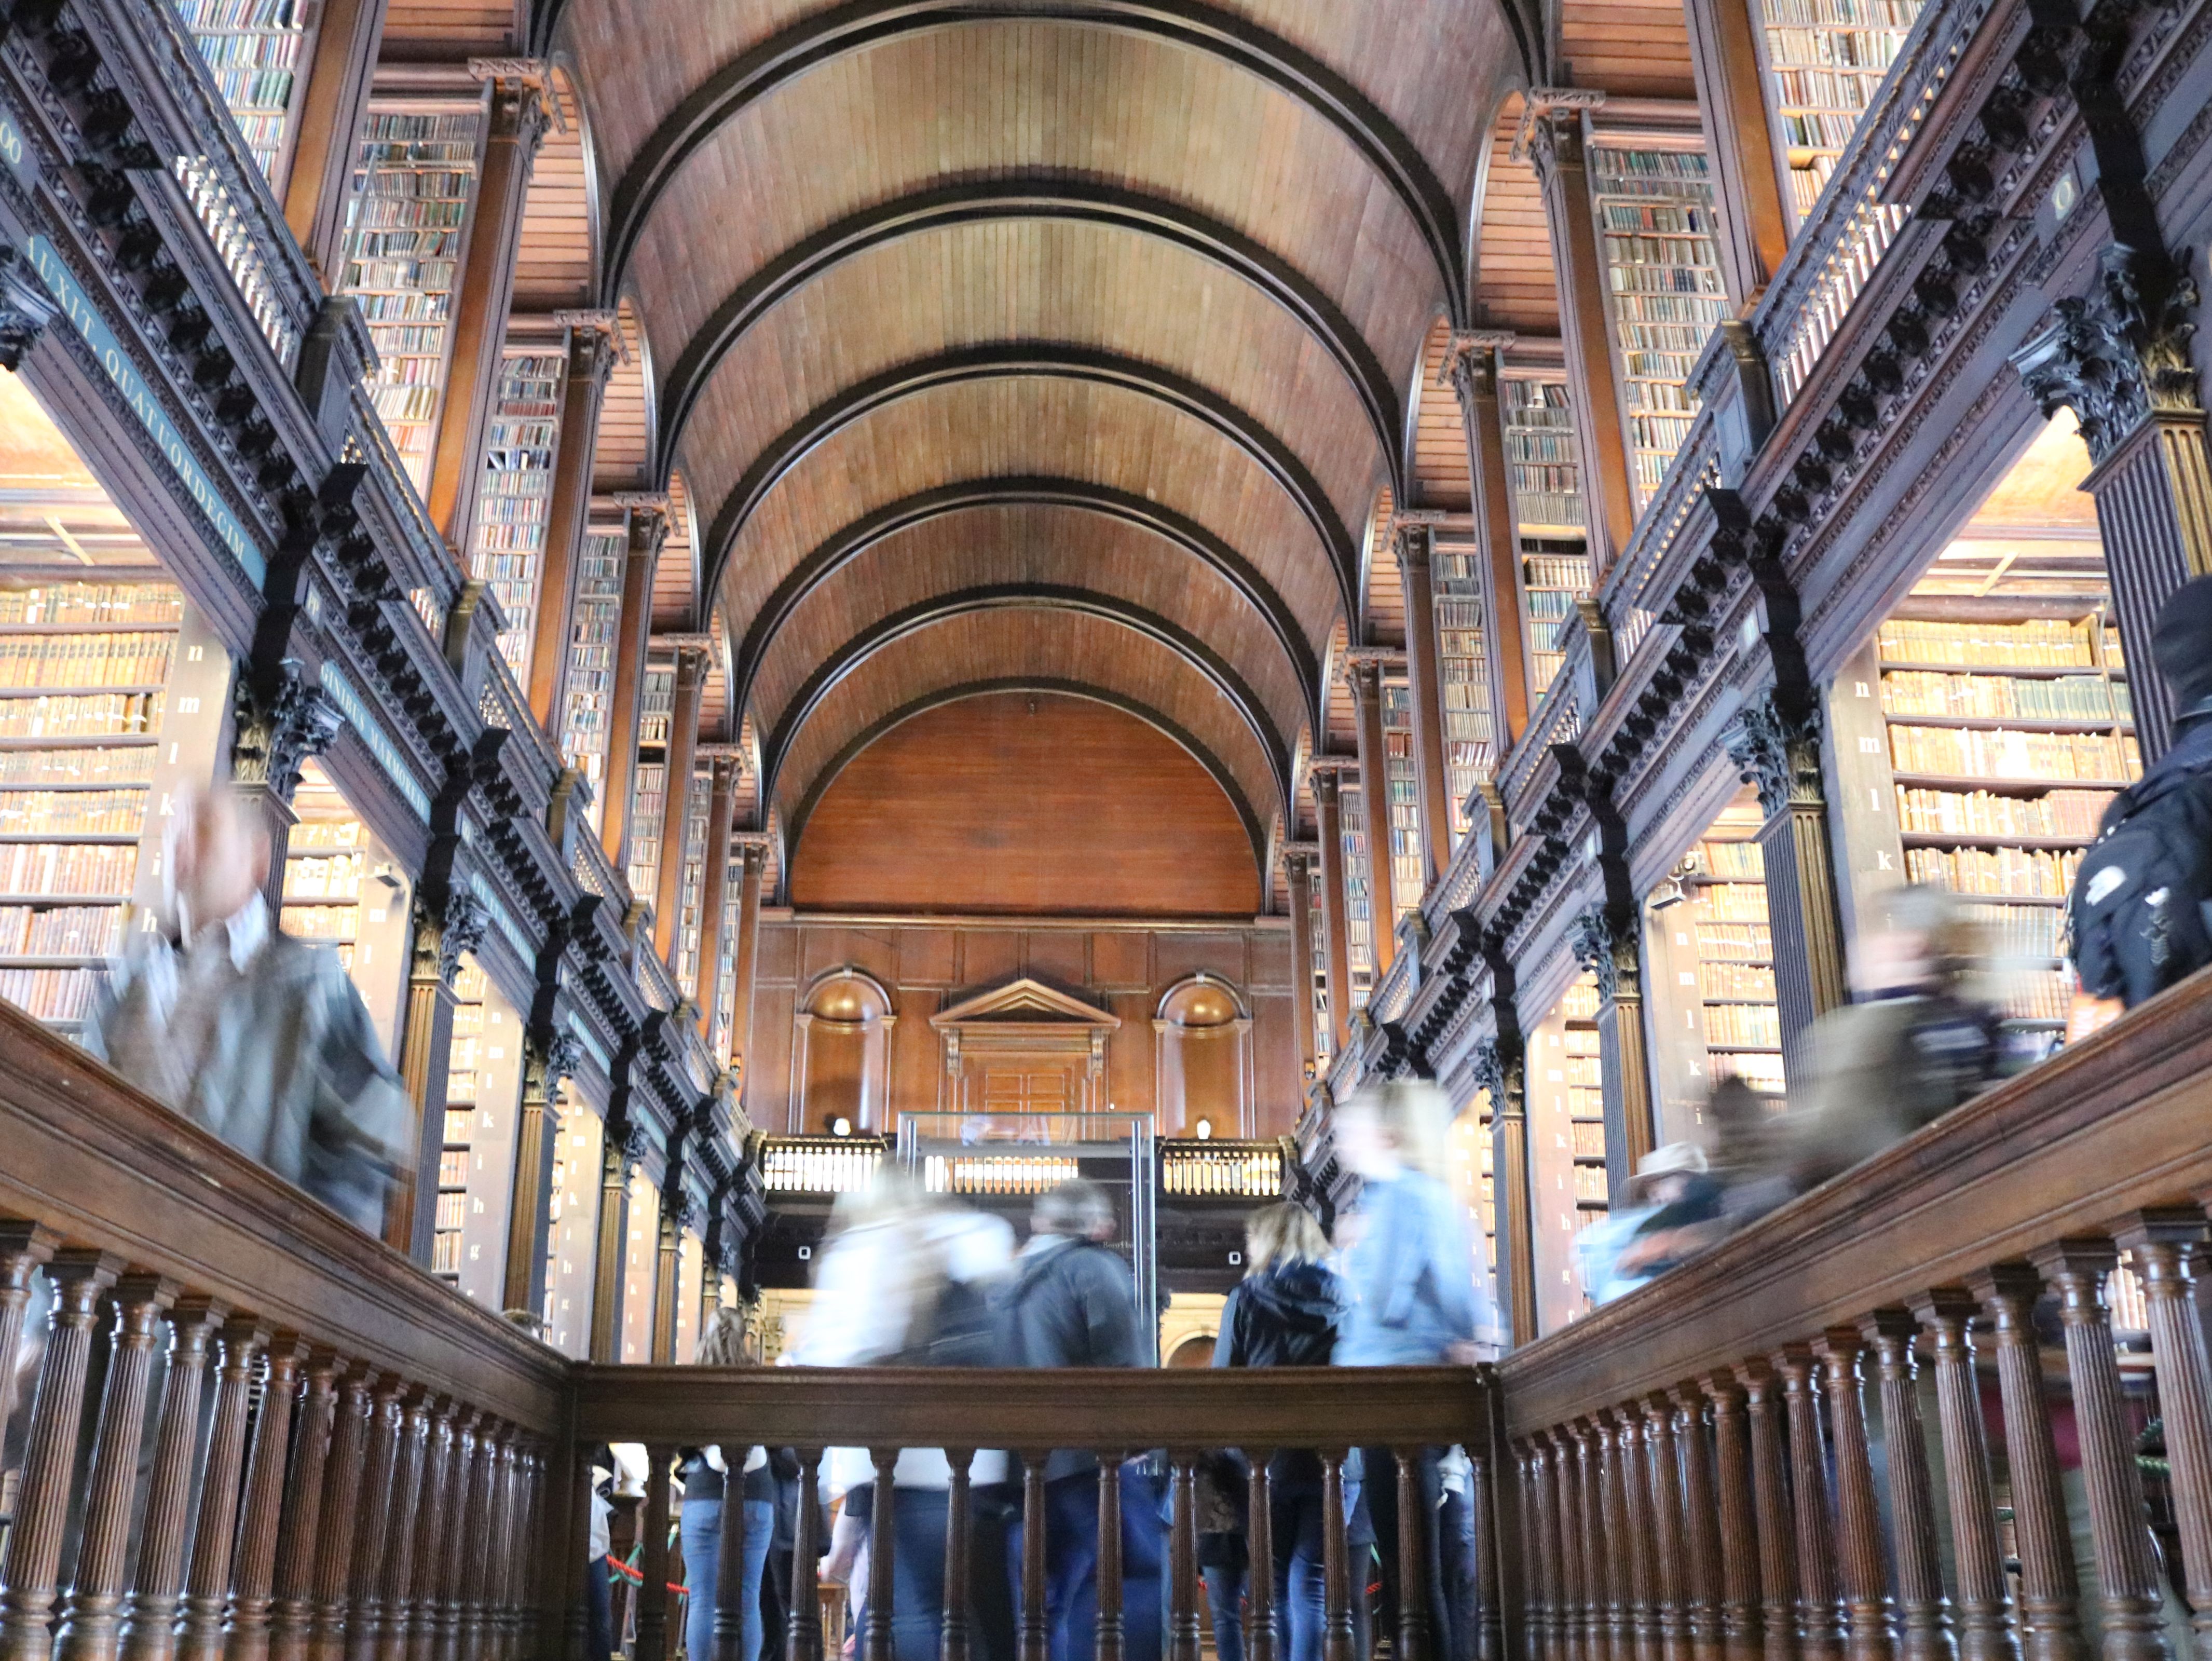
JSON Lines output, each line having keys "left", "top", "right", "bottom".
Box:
{"left": 679, "top": 1309, "right": 773, "bottom": 1661}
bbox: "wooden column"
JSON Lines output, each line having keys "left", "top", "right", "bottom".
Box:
{"left": 1909, "top": 1292, "right": 2014, "bottom": 1661}
{"left": 280, "top": 0, "right": 388, "bottom": 280}
{"left": 650, "top": 1196, "right": 682, "bottom": 1365}
{"left": 1860, "top": 1313, "right": 1952, "bottom": 1661}
{"left": 1595, "top": 1414, "right": 1634, "bottom": 1661}
{"left": 118, "top": 1299, "right": 226, "bottom": 1661}
{"left": 2033, "top": 1245, "right": 2169, "bottom": 1661}
{"left": 1395, "top": 518, "right": 1456, "bottom": 882}
{"left": 52, "top": 1275, "right": 174, "bottom": 1661}
{"left": 1773, "top": 1349, "right": 1843, "bottom": 1661}
{"left": 653, "top": 646, "right": 708, "bottom": 966}
{"left": 1610, "top": 1414, "right": 1655, "bottom": 1661}
{"left": 391, "top": 892, "right": 485, "bottom": 1262}
{"left": 588, "top": 1125, "right": 636, "bottom": 1364}
{"left": 374, "top": 1398, "right": 433, "bottom": 1661}
{"left": 0, "top": 1252, "right": 121, "bottom": 1661}
{"left": 1346, "top": 653, "right": 1402, "bottom": 973}
{"left": 436, "top": 1418, "right": 484, "bottom": 1661}
{"left": 344, "top": 1382, "right": 407, "bottom": 1661}
{"left": 267, "top": 1355, "right": 342, "bottom": 1661}
{"left": 1572, "top": 910, "right": 1656, "bottom": 1201}
{"left": 1577, "top": 1423, "right": 1615, "bottom": 1661}
{"left": 1699, "top": 1377, "right": 1763, "bottom": 1661}
{"left": 0, "top": 1226, "right": 56, "bottom": 1431}
{"left": 1813, "top": 1331, "right": 1895, "bottom": 1661}
{"left": 502, "top": 1037, "right": 574, "bottom": 1319}
{"left": 1673, "top": 1392, "right": 1724, "bottom": 1661}
{"left": 226, "top": 1338, "right": 308, "bottom": 1661}
{"left": 1680, "top": 0, "right": 1790, "bottom": 307}
{"left": 1550, "top": 1433, "right": 1588, "bottom": 1661}
{"left": 425, "top": 75, "right": 549, "bottom": 550}
{"left": 1442, "top": 332, "right": 1535, "bottom": 744}
{"left": 307, "top": 1369, "right": 375, "bottom": 1661}
{"left": 2115, "top": 1214, "right": 2212, "bottom": 1655}
{"left": 635, "top": 1446, "right": 673, "bottom": 1661}
{"left": 457, "top": 1428, "right": 502, "bottom": 1661}
{"left": 1968, "top": 1268, "right": 2085, "bottom": 1661}
{"left": 727, "top": 838, "right": 769, "bottom": 1081}
{"left": 1641, "top": 1399, "right": 1688, "bottom": 1661}
{"left": 1730, "top": 694, "right": 1848, "bottom": 1068}
{"left": 600, "top": 503, "right": 668, "bottom": 874}
{"left": 692, "top": 755, "right": 740, "bottom": 1031}
{"left": 1486, "top": 1040, "right": 1538, "bottom": 1347}
{"left": 527, "top": 316, "right": 621, "bottom": 732}
{"left": 1526, "top": 99, "right": 1637, "bottom": 576}
{"left": 1526, "top": 1439, "right": 1563, "bottom": 1661}
{"left": 1283, "top": 846, "right": 1322, "bottom": 1078}
{"left": 1312, "top": 768, "right": 1356, "bottom": 1054}
{"left": 1736, "top": 1363, "right": 1797, "bottom": 1661}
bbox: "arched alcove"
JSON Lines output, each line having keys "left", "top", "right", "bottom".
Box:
{"left": 793, "top": 967, "right": 896, "bottom": 1133}
{"left": 1154, "top": 973, "right": 1254, "bottom": 1138}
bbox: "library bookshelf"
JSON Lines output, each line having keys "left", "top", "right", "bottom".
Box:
{"left": 1304, "top": 873, "right": 1332, "bottom": 1072}
{"left": 1383, "top": 679, "right": 1422, "bottom": 924}
{"left": 172, "top": 0, "right": 318, "bottom": 188}
{"left": 1500, "top": 363, "right": 1593, "bottom": 705}
{"left": 1561, "top": 975, "right": 1610, "bottom": 1226}
{"left": 1586, "top": 139, "right": 1731, "bottom": 512}
{"left": 470, "top": 347, "right": 565, "bottom": 684}
{"left": 558, "top": 528, "right": 626, "bottom": 831}
{"left": 1338, "top": 780, "right": 1378, "bottom": 1014}
{"left": 1689, "top": 825, "right": 1787, "bottom": 1100}
{"left": 1752, "top": 0, "right": 1929, "bottom": 226}
{"left": 624, "top": 661, "right": 674, "bottom": 902}
{"left": 335, "top": 92, "right": 489, "bottom": 496}
{"left": 1430, "top": 536, "right": 1497, "bottom": 845}
{"left": 433, "top": 957, "right": 488, "bottom": 1278}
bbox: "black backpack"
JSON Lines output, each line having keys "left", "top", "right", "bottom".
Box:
{"left": 890, "top": 1274, "right": 998, "bottom": 1368}
{"left": 2069, "top": 749, "right": 2212, "bottom": 1007}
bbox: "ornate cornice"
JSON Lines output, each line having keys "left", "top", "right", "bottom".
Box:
{"left": 2012, "top": 243, "right": 2201, "bottom": 464}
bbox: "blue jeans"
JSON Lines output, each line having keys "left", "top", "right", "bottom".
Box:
{"left": 1203, "top": 1564, "right": 1245, "bottom": 1661}
{"left": 1273, "top": 1479, "right": 1367, "bottom": 1661}
{"left": 681, "top": 1495, "right": 775, "bottom": 1661}
{"left": 1011, "top": 1465, "right": 1164, "bottom": 1661}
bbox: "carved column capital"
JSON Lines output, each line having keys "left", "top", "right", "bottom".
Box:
{"left": 2013, "top": 243, "right": 2202, "bottom": 464}
{"left": 1725, "top": 693, "right": 1823, "bottom": 820}
{"left": 1390, "top": 510, "right": 1448, "bottom": 573}
{"left": 230, "top": 662, "right": 345, "bottom": 802}
{"left": 525, "top": 1030, "right": 582, "bottom": 1102}
{"left": 0, "top": 246, "right": 59, "bottom": 372}
{"left": 1568, "top": 907, "right": 1641, "bottom": 1005}
{"left": 1440, "top": 330, "right": 1516, "bottom": 410}
{"left": 1471, "top": 1037, "right": 1524, "bottom": 1114}
{"left": 412, "top": 888, "right": 488, "bottom": 985}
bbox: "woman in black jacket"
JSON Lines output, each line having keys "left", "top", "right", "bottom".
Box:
{"left": 1211, "top": 1203, "right": 1366, "bottom": 1661}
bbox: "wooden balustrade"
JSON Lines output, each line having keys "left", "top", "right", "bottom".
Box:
{"left": 1497, "top": 971, "right": 2212, "bottom": 1661}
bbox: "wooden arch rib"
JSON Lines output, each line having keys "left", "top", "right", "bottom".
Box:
{"left": 729, "top": 478, "right": 1324, "bottom": 746}
{"left": 651, "top": 177, "right": 1404, "bottom": 499}
{"left": 595, "top": 0, "right": 1468, "bottom": 326}
{"left": 699, "top": 344, "right": 1363, "bottom": 632}
{"left": 762, "top": 588, "right": 1292, "bottom": 826}
{"left": 784, "top": 678, "right": 1273, "bottom": 886}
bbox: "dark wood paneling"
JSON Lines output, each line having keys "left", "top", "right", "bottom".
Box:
{"left": 1093, "top": 932, "right": 1153, "bottom": 991}
{"left": 961, "top": 930, "right": 1026, "bottom": 989}
{"left": 1023, "top": 931, "right": 1091, "bottom": 987}
{"left": 896, "top": 930, "right": 958, "bottom": 987}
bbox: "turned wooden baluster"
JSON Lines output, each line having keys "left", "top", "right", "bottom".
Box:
{"left": 866, "top": 1449, "right": 902, "bottom": 1661}
{"left": 227, "top": 1336, "right": 308, "bottom": 1661}
{"left": 1672, "top": 1390, "right": 1724, "bottom": 1661}
{"left": 1736, "top": 1362, "right": 1797, "bottom": 1661}
{"left": 1576, "top": 1422, "right": 1615, "bottom": 1661}
{"left": 1860, "top": 1314, "right": 1951, "bottom": 1661}
{"left": 433, "top": 1417, "right": 481, "bottom": 1661}
{"left": 2113, "top": 1211, "right": 2212, "bottom": 1657}
{"left": 1524, "top": 1439, "right": 1560, "bottom": 1661}
{"left": 1700, "top": 1376, "right": 1764, "bottom": 1661}
{"left": 788, "top": 1450, "right": 824, "bottom": 1661}
{"left": 1514, "top": 1447, "right": 1544, "bottom": 1661}
{"left": 941, "top": 1450, "right": 974, "bottom": 1661}
{"left": 1401, "top": 1448, "right": 1436, "bottom": 1661}
{"left": 712, "top": 1436, "right": 759, "bottom": 1661}
{"left": 1813, "top": 1331, "right": 1895, "bottom": 1661}
{"left": 307, "top": 1370, "right": 375, "bottom": 1661}
{"left": 1170, "top": 1452, "right": 1203, "bottom": 1661}
{"left": 520, "top": 1443, "right": 550, "bottom": 1661}
{"left": 374, "top": 1393, "right": 434, "bottom": 1661}
{"left": 564, "top": 1436, "right": 594, "bottom": 1661}
{"left": 0, "top": 1249, "right": 121, "bottom": 1661}
{"left": 1098, "top": 1452, "right": 1126, "bottom": 1661}
{"left": 1320, "top": 1450, "right": 1355, "bottom": 1661}
{"left": 491, "top": 1436, "right": 524, "bottom": 1661}
{"left": 1473, "top": 1447, "right": 1503, "bottom": 1661}
{"left": 180, "top": 1317, "right": 274, "bottom": 1661}
{"left": 455, "top": 1424, "right": 503, "bottom": 1661}
{"left": 1612, "top": 1412, "right": 1658, "bottom": 1661}
{"left": 119, "top": 1298, "right": 228, "bottom": 1661}
{"left": 52, "top": 1274, "right": 175, "bottom": 1661}
{"left": 267, "top": 1353, "right": 342, "bottom": 1661}
{"left": 1596, "top": 1414, "right": 1634, "bottom": 1661}
{"left": 343, "top": 1380, "right": 408, "bottom": 1661}
{"left": 1773, "top": 1349, "right": 1844, "bottom": 1661}
{"left": 1018, "top": 1459, "right": 1049, "bottom": 1661}
{"left": 2033, "top": 1245, "right": 2169, "bottom": 1661}
{"left": 1908, "top": 1294, "right": 2014, "bottom": 1661}
{"left": 399, "top": 1405, "right": 456, "bottom": 1661}
{"left": 1970, "top": 1268, "right": 2087, "bottom": 1661}
{"left": 1548, "top": 1434, "right": 1587, "bottom": 1661}
{"left": 1245, "top": 1452, "right": 1276, "bottom": 1661}
{"left": 635, "top": 1444, "right": 673, "bottom": 1661}
{"left": 0, "top": 1224, "right": 58, "bottom": 1429}
{"left": 1641, "top": 1397, "right": 1690, "bottom": 1661}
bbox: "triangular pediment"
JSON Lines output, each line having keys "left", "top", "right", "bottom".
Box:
{"left": 930, "top": 976, "right": 1123, "bottom": 1030}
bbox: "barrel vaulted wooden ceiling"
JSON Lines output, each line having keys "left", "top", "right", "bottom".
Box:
{"left": 479, "top": 0, "right": 1663, "bottom": 900}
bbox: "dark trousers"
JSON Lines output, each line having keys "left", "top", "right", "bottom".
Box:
{"left": 1008, "top": 1465, "right": 1165, "bottom": 1661}
{"left": 586, "top": 1555, "right": 613, "bottom": 1661}
{"left": 865, "top": 1484, "right": 1017, "bottom": 1661}
{"left": 1360, "top": 1447, "right": 1450, "bottom": 1659}
{"left": 1439, "top": 1487, "right": 1479, "bottom": 1661}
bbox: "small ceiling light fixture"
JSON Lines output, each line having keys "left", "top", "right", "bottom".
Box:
{"left": 1194, "top": 1118, "right": 1214, "bottom": 1140}
{"left": 829, "top": 1116, "right": 853, "bottom": 1138}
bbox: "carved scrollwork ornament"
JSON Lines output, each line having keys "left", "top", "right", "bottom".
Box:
{"left": 1470, "top": 1038, "right": 1523, "bottom": 1111}
{"left": 528, "top": 1030, "right": 582, "bottom": 1100}
{"left": 412, "top": 887, "right": 488, "bottom": 984}
{"left": 0, "top": 246, "right": 60, "bottom": 372}
{"left": 1567, "top": 908, "right": 1638, "bottom": 1005}
{"left": 2012, "top": 243, "right": 2202, "bottom": 463}
{"left": 1725, "top": 696, "right": 1824, "bottom": 820}
{"left": 230, "top": 661, "right": 344, "bottom": 801}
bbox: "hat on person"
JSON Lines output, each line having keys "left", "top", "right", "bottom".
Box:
{"left": 2152, "top": 575, "right": 2212, "bottom": 709}
{"left": 1625, "top": 1141, "right": 1709, "bottom": 1203}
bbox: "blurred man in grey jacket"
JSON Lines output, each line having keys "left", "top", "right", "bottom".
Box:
{"left": 87, "top": 782, "right": 408, "bottom": 1233}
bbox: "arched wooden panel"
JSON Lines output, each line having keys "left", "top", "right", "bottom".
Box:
{"left": 790, "top": 692, "right": 1261, "bottom": 917}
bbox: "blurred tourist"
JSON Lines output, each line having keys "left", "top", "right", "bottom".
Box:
{"left": 1333, "top": 1081, "right": 1490, "bottom": 1659}
{"left": 1573, "top": 1143, "right": 1712, "bottom": 1305}
{"left": 996, "top": 1179, "right": 1164, "bottom": 1661}
{"left": 679, "top": 1309, "right": 775, "bottom": 1661}
{"left": 87, "top": 781, "right": 407, "bottom": 1232}
{"left": 1212, "top": 1202, "right": 1365, "bottom": 1661}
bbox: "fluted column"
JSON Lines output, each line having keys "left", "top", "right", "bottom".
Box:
{"left": 1909, "top": 1293, "right": 2014, "bottom": 1661}
{"left": 1283, "top": 847, "right": 1322, "bottom": 1077}
{"left": 589, "top": 1125, "right": 638, "bottom": 1363}
{"left": 600, "top": 502, "right": 668, "bottom": 874}
{"left": 0, "top": 1224, "right": 58, "bottom": 1431}
{"left": 1736, "top": 1363, "right": 1796, "bottom": 1661}
{"left": 1611, "top": 1412, "right": 1657, "bottom": 1661}
{"left": 308, "top": 1370, "right": 376, "bottom": 1661}
{"left": 1346, "top": 654, "right": 1403, "bottom": 971}
{"left": 1312, "top": 767, "right": 1356, "bottom": 1054}
{"left": 2114, "top": 1214, "right": 2212, "bottom": 1655}
{"left": 653, "top": 645, "right": 708, "bottom": 966}
{"left": 1814, "top": 1331, "right": 1895, "bottom": 1661}
{"left": 1526, "top": 100, "right": 1636, "bottom": 575}
{"left": 1700, "top": 1377, "right": 1763, "bottom": 1661}
{"left": 391, "top": 890, "right": 485, "bottom": 1263}
{"left": 1673, "top": 1390, "right": 1724, "bottom": 1661}
{"left": 503, "top": 1035, "right": 577, "bottom": 1318}
{"left": 343, "top": 1382, "right": 408, "bottom": 1661}
{"left": 527, "top": 317, "right": 620, "bottom": 730}
{"left": 1642, "top": 1398, "right": 1689, "bottom": 1661}
{"left": 727, "top": 838, "right": 768, "bottom": 1080}
{"left": 224, "top": 1337, "right": 309, "bottom": 1661}
{"left": 1773, "top": 1350, "right": 1844, "bottom": 1661}
{"left": 1395, "top": 518, "right": 1456, "bottom": 880}
{"left": 1730, "top": 695, "right": 1848, "bottom": 1067}
{"left": 1680, "top": 0, "right": 1790, "bottom": 302}
{"left": 119, "top": 1298, "right": 228, "bottom": 1661}
{"left": 693, "top": 754, "right": 739, "bottom": 1032}
{"left": 1858, "top": 1314, "right": 1950, "bottom": 1661}
{"left": 180, "top": 1318, "right": 272, "bottom": 1661}
{"left": 1442, "top": 332, "right": 1535, "bottom": 740}
{"left": 425, "top": 74, "right": 550, "bottom": 548}
{"left": 268, "top": 1353, "right": 343, "bottom": 1661}
{"left": 372, "top": 1396, "right": 433, "bottom": 1661}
